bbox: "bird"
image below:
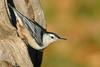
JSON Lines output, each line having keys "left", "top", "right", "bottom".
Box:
{"left": 8, "top": 4, "right": 66, "bottom": 50}
{"left": 8, "top": 4, "right": 66, "bottom": 67}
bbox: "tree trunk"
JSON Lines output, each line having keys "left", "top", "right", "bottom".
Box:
{"left": 0, "top": 0, "right": 46, "bottom": 67}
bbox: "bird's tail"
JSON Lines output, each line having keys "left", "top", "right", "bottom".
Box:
{"left": 8, "top": 4, "right": 25, "bottom": 26}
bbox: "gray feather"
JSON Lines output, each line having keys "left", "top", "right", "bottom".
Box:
{"left": 8, "top": 4, "right": 46, "bottom": 46}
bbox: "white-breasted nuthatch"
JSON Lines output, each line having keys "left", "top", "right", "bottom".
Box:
{"left": 8, "top": 4, "right": 66, "bottom": 50}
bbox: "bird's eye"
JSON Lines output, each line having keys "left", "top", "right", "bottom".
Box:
{"left": 51, "top": 36, "right": 54, "bottom": 39}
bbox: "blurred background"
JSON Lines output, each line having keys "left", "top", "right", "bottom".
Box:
{"left": 41, "top": 0, "right": 100, "bottom": 67}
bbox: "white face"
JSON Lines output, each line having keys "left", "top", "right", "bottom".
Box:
{"left": 42, "top": 33, "right": 59, "bottom": 49}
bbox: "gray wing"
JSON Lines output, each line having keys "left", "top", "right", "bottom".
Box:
{"left": 9, "top": 4, "right": 45, "bottom": 46}
{"left": 23, "top": 18, "right": 45, "bottom": 46}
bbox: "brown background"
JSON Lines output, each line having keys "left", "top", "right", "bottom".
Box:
{"left": 41, "top": 0, "right": 100, "bottom": 67}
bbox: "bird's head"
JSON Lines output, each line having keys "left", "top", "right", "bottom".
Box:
{"left": 42, "top": 32, "right": 66, "bottom": 49}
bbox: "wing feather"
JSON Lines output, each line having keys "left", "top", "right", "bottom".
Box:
{"left": 8, "top": 4, "right": 46, "bottom": 46}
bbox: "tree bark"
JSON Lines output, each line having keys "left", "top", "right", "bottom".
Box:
{"left": 0, "top": 0, "right": 46, "bottom": 67}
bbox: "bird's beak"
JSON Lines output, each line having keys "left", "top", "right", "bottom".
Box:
{"left": 59, "top": 37, "right": 67, "bottom": 40}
